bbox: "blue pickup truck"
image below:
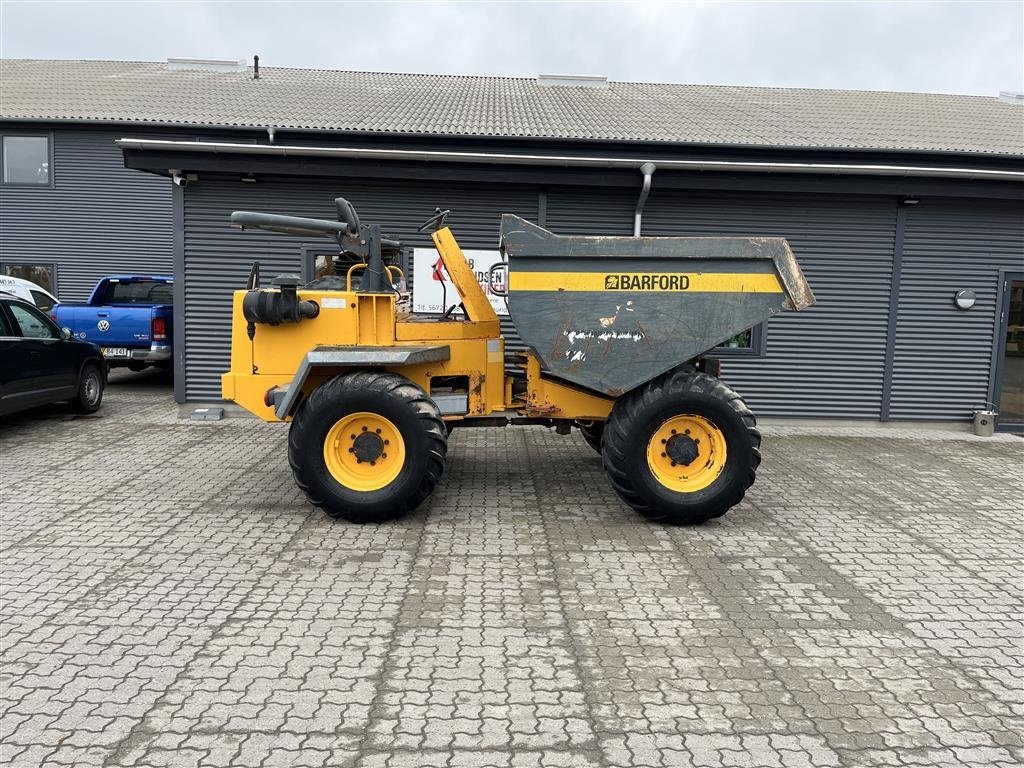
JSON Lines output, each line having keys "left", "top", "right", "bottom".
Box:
{"left": 53, "top": 275, "right": 173, "bottom": 370}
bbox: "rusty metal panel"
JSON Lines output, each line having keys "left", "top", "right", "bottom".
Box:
{"left": 499, "top": 215, "right": 815, "bottom": 396}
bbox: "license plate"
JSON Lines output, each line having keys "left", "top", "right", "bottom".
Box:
{"left": 101, "top": 347, "right": 130, "bottom": 358}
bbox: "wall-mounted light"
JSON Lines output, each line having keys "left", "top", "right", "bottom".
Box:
{"left": 901, "top": 197, "right": 920, "bottom": 206}
{"left": 241, "top": 173, "right": 257, "bottom": 183}
{"left": 953, "top": 289, "right": 976, "bottom": 310}
{"left": 171, "top": 171, "right": 198, "bottom": 187}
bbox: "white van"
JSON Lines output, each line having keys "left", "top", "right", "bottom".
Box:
{"left": 0, "top": 275, "right": 60, "bottom": 311}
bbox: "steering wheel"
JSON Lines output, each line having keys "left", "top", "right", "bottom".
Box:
{"left": 416, "top": 208, "right": 451, "bottom": 233}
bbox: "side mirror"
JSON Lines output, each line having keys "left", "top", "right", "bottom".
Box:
{"left": 61, "top": 327, "right": 72, "bottom": 340}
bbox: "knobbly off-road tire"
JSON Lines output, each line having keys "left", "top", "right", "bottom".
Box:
{"left": 288, "top": 372, "right": 447, "bottom": 523}
{"left": 602, "top": 369, "right": 761, "bottom": 525}
{"left": 578, "top": 422, "right": 604, "bottom": 454}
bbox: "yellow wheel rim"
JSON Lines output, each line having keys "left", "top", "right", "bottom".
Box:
{"left": 647, "top": 414, "right": 727, "bottom": 493}
{"left": 323, "top": 412, "right": 406, "bottom": 492}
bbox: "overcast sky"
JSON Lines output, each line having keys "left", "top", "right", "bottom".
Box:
{"left": 1, "top": 1, "right": 1021, "bottom": 96}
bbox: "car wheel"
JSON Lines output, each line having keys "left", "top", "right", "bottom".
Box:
{"left": 73, "top": 363, "right": 105, "bottom": 414}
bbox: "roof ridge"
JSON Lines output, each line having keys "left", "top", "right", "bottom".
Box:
{"left": 1, "top": 57, "right": 160, "bottom": 66}
{"left": 613, "top": 80, "right": 1006, "bottom": 101}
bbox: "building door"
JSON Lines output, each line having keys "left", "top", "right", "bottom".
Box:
{"left": 994, "top": 273, "right": 1024, "bottom": 430}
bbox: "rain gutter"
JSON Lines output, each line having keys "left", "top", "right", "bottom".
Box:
{"left": 114, "top": 138, "right": 1024, "bottom": 181}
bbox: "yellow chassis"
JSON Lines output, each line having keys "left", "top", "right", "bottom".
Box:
{"left": 221, "top": 226, "right": 614, "bottom": 424}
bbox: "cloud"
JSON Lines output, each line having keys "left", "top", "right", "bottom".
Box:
{"left": 1, "top": 0, "right": 1020, "bottom": 95}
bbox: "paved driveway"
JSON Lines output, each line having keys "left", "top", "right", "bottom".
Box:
{"left": 1, "top": 375, "right": 1021, "bottom": 768}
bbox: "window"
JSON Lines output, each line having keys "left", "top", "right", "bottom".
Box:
{"left": 2, "top": 135, "right": 51, "bottom": 185}
{"left": 304, "top": 247, "right": 412, "bottom": 291}
{"left": 304, "top": 249, "right": 360, "bottom": 290}
{"left": 29, "top": 290, "right": 56, "bottom": 311}
{"left": 311, "top": 253, "right": 340, "bottom": 281}
{"left": 8, "top": 302, "right": 58, "bottom": 339}
{"left": 100, "top": 280, "right": 173, "bottom": 304}
{"left": 1, "top": 262, "right": 57, "bottom": 295}
{"left": 713, "top": 323, "right": 766, "bottom": 358}
{"left": 149, "top": 283, "right": 174, "bottom": 303}
{"left": 0, "top": 306, "right": 12, "bottom": 336}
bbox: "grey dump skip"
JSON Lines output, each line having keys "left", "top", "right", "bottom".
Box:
{"left": 499, "top": 215, "right": 815, "bottom": 396}
{"left": 275, "top": 344, "right": 450, "bottom": 418}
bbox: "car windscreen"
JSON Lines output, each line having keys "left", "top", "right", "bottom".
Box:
{"left": 100, "top": 280, "right": 173, "bottom": 304}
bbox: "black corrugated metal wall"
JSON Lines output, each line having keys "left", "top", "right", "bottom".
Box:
{"left": 0, "top": 128, "right": 172, "bottom": 300}
{"left": 181, "top": 174, "right": 1019, "bottom": 421}
{"left": 890, "top": 198, "right": 1024, "bottom": 419}
{"left": 639, "top": 190, "right": 898, "bottom": 418}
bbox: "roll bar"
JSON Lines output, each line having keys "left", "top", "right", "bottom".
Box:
{"left": 230, "top": 211, "right": 350, "bottom": 238}
{"left": 230, "top": 197, "right": 399, "bottom": 293}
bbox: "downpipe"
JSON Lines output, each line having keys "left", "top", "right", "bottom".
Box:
{"left": 633, "top": 162, "right": 657, "bottom": 237}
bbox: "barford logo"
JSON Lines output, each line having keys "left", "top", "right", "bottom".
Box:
{"left": 604, "top": 273, "right": 690, "bottom": 291}
{"left": 97, "top": 320, "right": 110, "bottom": 332}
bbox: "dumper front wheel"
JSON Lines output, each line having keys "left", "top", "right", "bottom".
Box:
{"left": 602, "top": 370, "right": 760, "bottom": 525}
{"left": 288, "top": 372, "right": 447, "bottom": 523}
{"left": 577, "top": 422, "right": 604, "bottom": 454}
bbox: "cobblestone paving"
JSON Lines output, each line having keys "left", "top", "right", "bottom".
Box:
{"left": 1, "top": 373, "right": 1022, "bottom": 768}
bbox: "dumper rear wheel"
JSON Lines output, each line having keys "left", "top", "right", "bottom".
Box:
{"left": 288, "top": 372, "right": 447, "bottom": 523}
{"left": 602, "top": 370, "right": 760, "bottom": 525}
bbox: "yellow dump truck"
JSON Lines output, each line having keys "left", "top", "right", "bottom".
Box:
{"left": 222, "top": 200, "right": 814, "bottom": 524}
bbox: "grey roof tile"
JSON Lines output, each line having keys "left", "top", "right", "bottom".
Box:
{"left": 1, "top": 59, "right": 1021, "bottom": 156}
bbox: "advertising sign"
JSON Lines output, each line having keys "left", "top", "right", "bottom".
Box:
{"left": 412, "top": 248, "right": 508, "bottom": 316}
